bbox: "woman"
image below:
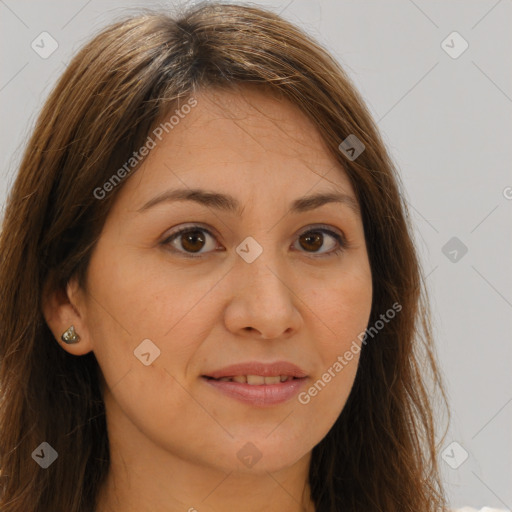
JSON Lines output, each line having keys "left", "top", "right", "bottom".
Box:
{"left": 0, "top": 2, "right": 502, "bottom": 511}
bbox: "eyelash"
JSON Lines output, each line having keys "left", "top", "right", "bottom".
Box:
{"left": 161, "top": 224, "right": 348, "bottom": 259}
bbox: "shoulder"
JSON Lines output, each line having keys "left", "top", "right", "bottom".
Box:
{"left": 451, "top": 508, "right": 511, "bottom": 512}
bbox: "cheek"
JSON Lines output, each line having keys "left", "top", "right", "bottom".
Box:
{"left": 87, "top": 244, "right": 213, "bottom": 342}
{"left": 305, "top": 267, "right": 372, "bottom": 357}
{"left": 291, "top": 268, "right": 370, "bottom": 427}
{"left": 295, "top": 360, "right": 359, "bottom": 453}
{"left": 87, "top": 269, "right": 214, "bottom": 452}
{"left": 85, "top": 249, "right": 218, "bottom": 403}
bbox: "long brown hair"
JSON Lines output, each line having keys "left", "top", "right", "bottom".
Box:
{"left": 0, "top": 3, "right": 450, "bottom": 511}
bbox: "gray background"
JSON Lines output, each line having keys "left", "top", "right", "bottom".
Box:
{"left": 1, "top": 0, "right": 511, "bottom": 509}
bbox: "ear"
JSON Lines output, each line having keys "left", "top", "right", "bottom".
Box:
{"left": 41, "top": 274, "right": 93, "bottom": 356}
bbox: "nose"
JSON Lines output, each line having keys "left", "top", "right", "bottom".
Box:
{"left": 223, "top": 255, "right": 303, "bottom": 340}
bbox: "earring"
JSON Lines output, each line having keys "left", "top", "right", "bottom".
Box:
{"left": 61, "top": 325, "right": 81, "bottom": 344}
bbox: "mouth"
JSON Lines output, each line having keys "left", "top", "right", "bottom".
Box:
{"left": 201, "top": 371, "right": 308, "bottom": 407}
{"left": 202, "top": 375, "right": 301, "bottom": 384}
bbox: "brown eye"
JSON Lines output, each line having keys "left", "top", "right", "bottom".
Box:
{"left": 163, "top": 226, "right": 218, "bottom": 256}
{"left": 294, "top": 227, "right": 346, "bottom": 257}
{"left": 299, "top": 231, "right": 324, "bottom": 252}
{"left": 180, "top": 230, "right": 206, "bottom": 253}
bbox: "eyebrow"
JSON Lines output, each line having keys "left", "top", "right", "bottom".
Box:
{"left": 137, "top": 188, "right": 360, "bottom": 216}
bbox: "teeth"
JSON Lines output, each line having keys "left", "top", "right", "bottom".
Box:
{"left": 246, "top": 375, "right": 265, "bottom": 385}
{"left": 215, "top": 375, "right": 294, "bottom": 384}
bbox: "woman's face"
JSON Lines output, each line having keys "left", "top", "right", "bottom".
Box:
{"left": 64, "top": 87, "right": 372, "bottom": 475}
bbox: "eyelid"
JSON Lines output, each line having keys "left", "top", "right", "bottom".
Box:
{"left": 296, "top": 223, "right": 344, "bottom": 240}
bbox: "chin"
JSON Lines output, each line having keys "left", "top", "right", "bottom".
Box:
{"left": 214, "top": 438, "right": 310, "bottom": 474}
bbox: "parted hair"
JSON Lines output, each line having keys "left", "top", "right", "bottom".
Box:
{"left": 0, "top": 2, "right": 449, "bottom": 511}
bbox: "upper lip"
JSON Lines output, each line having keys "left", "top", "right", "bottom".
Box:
{"left": 203, "top": 361, "right": 308, "bottom": 379}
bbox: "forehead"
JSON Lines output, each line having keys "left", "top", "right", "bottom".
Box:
{"left": 116, "top": 86, "right": 356, "bottom": 211}
{"left": 174, "top": 87, "right": 332, "bottom": 160}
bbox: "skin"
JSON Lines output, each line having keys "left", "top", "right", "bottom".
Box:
{"left": 43, "top": 86, "right": 373, "bottom": 512}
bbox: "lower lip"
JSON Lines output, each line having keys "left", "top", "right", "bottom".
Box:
{"left": 202, "top": 376, "right": 308, "bottom": 406}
